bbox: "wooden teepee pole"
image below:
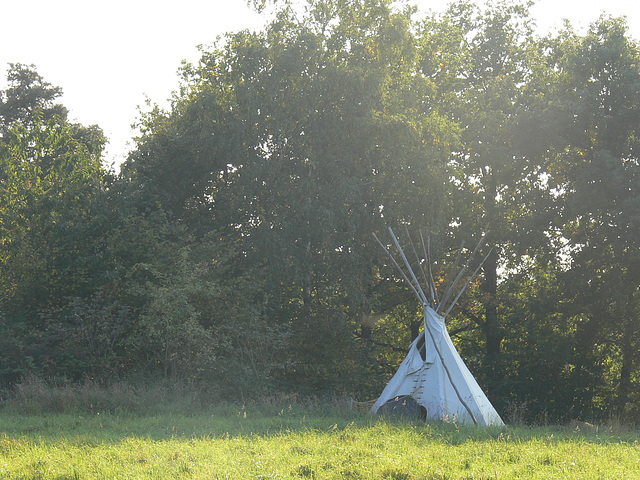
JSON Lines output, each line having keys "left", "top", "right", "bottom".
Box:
{"left": 388, "top": 227, "right": 428, "bottom": 305}
{"left": 443, "top": 248, "right": 493, "bottom": 318}
{"left": 404, "top": 224, "right": 434, "bottom": 308}
{"left": 438, "top": 241, "right": 465, "bottom": 314}
{"left": 438, "top": 232, "right": 489, "bottom": 315}
{"left": 420, "top": 229, "right": 439, "bottom": 308}
{"left": 372, "top": 232, "right": 423, "bottom": 304}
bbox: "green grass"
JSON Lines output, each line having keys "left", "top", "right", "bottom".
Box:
{"left": 0, "top": 406, "right": 639, "bottom": 479}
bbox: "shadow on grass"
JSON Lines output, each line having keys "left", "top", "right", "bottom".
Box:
{"left": 1, "top": 377, "right": 638, "bottom": 445}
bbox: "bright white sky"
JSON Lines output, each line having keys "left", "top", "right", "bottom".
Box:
{"left": 2, "top": 0, "right": 639, "bottom": 169}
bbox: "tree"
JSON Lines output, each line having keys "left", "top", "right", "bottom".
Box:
{"left": 0, "top": 63, "right": 103, "bottom": 152}
{"left": 0, "top": 63, "right": 67, "bottom": 138}
{"left": 124, "top": 0, "right": 454, "bottom": 394}
{"left": 417, "top": 1, "right": 562, "bottom": 399}
{"left": 0, "top": 113, "right": 108, "bottom": 379}
{"left": 544, "top": 16, "right": 640, "bottom": 419}
{"left": 0, "top": 64, "right": 133, "bottom": 381}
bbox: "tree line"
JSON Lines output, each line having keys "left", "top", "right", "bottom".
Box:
{"left": 1, "top": 0, "right": 639, "bottom": 423}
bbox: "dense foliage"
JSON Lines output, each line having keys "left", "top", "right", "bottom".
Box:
{"left": 1, "top": 0, "right": 639, "bottom": 424}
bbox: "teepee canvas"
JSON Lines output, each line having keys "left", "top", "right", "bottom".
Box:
{"left": 370, "top": 228, "right": 504, "bottom": 427}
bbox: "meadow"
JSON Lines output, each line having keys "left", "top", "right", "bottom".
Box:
{"left": 0, "top": 385, "right": 639, "bottom": 480}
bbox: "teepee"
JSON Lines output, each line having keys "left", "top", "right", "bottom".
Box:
{"left": 370, "top": 227, "right": 504, "bottom": 427}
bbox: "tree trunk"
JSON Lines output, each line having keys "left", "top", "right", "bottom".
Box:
{"left": 617, "top": 327, "right": 633, "bottom": 414}
{"left": 482, "top": 246, "right": 502, "bottom": 391}
{"left": 616, "top": 292, "right": 637, "bottom": 414}
{"left": 410, "top": 316, "right": 422, "bottom": 341}
{"left": 482, "top": 170, "right": 503, "bottom": 395}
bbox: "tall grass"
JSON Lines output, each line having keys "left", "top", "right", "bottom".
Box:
{"left": 0, "top": 378, "right": 639, "bottom": 479}
{"left": 2, "top": 375, "right": 210, "bottom": 415}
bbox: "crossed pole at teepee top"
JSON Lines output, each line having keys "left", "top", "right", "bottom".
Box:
{"left": 372, "top": 227, "right": 491, "bottom": 319}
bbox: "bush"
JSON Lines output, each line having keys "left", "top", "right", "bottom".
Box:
{"left": 2, "top": 375, "right": 211, "bottom": 415}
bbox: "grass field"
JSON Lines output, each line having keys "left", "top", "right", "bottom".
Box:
{"left": 1, "top": 403, "right": 639, "bottom": 480}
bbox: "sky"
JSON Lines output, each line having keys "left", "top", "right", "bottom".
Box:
{"left": 2, "top": 0, "right": 640, "bottom": 169}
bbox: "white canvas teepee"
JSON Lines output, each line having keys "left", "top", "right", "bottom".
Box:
{"left": 370, "top": 228, "right": 504, "bottom": 427}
